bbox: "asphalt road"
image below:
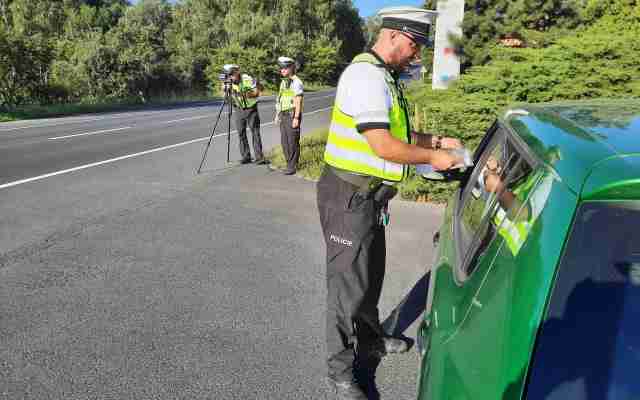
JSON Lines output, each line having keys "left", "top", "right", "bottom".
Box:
{"left": 0, "top": 91, "right": 444, "bottom": 400}
{"left": 0, "top": 91, "right": 335, "bottom": 187}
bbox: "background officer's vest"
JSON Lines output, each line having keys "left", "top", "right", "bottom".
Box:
{"left": 231, "top": 74, "right": 257, "bottom": 109}
{"left": 278, "top": 76, "right": 298, "bottom": 112}
{"left": 324, "top": 53, "right": 410, "bottom": 182}
{"left": 494, "top": 170, "right": 543, "bottom": 255}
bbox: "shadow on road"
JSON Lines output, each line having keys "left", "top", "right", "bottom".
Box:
{"left": 356, "top": 273, "right": 430, "bottom": 399}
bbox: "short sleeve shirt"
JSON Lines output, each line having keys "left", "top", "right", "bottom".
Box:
{"left": 290, "top": 76, "right": 304, "bottom": 96}
{"left": 335, "top": 62, "right": 392, "bottom": 132}
{"left": 240, "top": 74, "right": 257, "bottom": 91}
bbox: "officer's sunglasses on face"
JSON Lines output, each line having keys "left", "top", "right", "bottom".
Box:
{"left": 397, "top": 31, "right": 421, "bottom": 51}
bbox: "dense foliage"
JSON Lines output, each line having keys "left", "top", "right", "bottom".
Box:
{"left": 425, "top": 0, "right": 639, "bottom": 71}
{"left": 403, "top": 0, "right": 640, "bottom": 202}
{"left": 0, "top": 0, "right": 365, "bottom": 108}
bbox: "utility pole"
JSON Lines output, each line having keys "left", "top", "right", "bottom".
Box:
{"left": 432, "top": 0, "right": 465, "bottom": 90}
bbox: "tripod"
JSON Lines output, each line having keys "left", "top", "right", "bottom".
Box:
{"left": 196, "top": 82, "right": 233, "bottom": 174}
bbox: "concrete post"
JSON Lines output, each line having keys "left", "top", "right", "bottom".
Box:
{"left": 432, "top": 0, "right": 465, "bottom": 90}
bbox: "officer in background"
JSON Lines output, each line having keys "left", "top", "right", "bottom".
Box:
{"left": 225, "top": 64, "right": 266, "bottom": 164}
{"left": 274, "top": 56, "right": 304, "bottom": 175}
{"left": 316, "top": 7, "right": 464, "bottom": 399}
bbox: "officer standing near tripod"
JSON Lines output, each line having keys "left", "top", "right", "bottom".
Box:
{"left": 317, "top": 7, "right": 465, "bottom": 399}
{"left": 224, "top": 64, "right": 267, "bottom": 164}
{"left": 274, "top": 56, "right": 304, "bottom": 175}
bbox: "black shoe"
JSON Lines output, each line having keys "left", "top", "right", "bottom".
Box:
{"left": 283, "top": 169, "right": 296, "bottom": 175}
{"left": 383, "top": 336, "right": 411, "bottom": 354}
{"left": 365, "top": 336, "right": 412, "bottom": 358}
{"left": 240, "top": 158, "right": 252, "bottom": 164}
{"left": 327, "top": 377, "right": 368, "bottom": 400}
{"left": 254, "top": 158, "right": 268, "bottom": 165}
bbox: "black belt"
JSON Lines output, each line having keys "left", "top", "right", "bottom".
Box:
{"left": 329, "top": 166, "right": 383, "bottom": 194}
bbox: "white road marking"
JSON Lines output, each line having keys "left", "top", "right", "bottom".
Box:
{"left": 0, "top": 117, "right": 107, "bottom": 132}
{"left": 306, "top": 94, "right": 335, "bottom": 101}
{"left": 304, "top": 107, "right": 332, "bottom": 115}
{"left": 0, "top": 106, "right": 332, "bottom": 190}
{"left": 0, "top": 91, "right": 334, "bottom": 132}
{"left": 163, "top": 115, "right": 210, "bottom": 124}
{"left": 48, "top": 126, "right": 132, "bottom": 140}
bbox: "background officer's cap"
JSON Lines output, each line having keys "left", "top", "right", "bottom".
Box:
{"left": 377, "top": 6, "right": 437, "bottom": 46}
{"left": 223, "top": 64, "right": 240, "bottom": 73}
{"left": 277, "top": 56, "right": 295, "bottom": 68}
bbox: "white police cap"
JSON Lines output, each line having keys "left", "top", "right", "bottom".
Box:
{"left": 377, "top": 6, "right": 437, "bottom": 45}
{"left": 223, "top": 64, "right": 239, "bottom": 73}
{"left": 277, "top": 56, "right": 295, "bottom": 68}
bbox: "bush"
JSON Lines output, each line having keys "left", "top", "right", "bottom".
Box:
{"left": 405, "top": 9, "right": 640, "bottom": 201}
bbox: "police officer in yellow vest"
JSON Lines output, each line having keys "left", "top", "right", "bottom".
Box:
{"left": 225, "top": 64, "right": 266, "bottom": 164}
{"left": 275, "top": 56, "right": 304, "bottom": 175}
{"left": 316, "top": 7, "right": 464, "bottom": 399}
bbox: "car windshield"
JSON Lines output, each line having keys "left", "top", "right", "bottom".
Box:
{"left": 526, "top": 201, "right": 640, "bottom": 400}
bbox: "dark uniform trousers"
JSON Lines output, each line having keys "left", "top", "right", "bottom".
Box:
{"left": 317, "top": 167, "right": 387, "bottom": 380}
{"left": 279, "top": 112, "right": 301, "bottom": 172}
{"left": 233, "top": 105, "right": 263, "bottom": 161}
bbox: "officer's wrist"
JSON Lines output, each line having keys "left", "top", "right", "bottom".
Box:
{"left": 432, "top": 135, "right": 443, "bottom": 150}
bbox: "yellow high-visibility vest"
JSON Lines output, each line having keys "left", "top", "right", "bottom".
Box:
{"left": 231, "top": 74, "right": 258, "bottom": 109}
{"left": 324, "top": 53, "right": 410, "bottom": 182}
{"left": 277, "top": 76, "right": 300, "bottom": 112}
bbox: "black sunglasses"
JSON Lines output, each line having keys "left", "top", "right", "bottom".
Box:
{"left": 397, "top": 31, "right": 420, "bottom": 48}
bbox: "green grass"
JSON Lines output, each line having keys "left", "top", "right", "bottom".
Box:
{"left": 268, "top": 129, "right": 329, "bottom": 180}
{"left": 0, "top": 94, "right": 222, "bottom": 122}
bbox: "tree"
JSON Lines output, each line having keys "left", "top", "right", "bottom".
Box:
{"left": 455, "top": 0, "right": 582, "bottom": 69}
{"left": 334, "top": 0, "right": 365, "bottom": 64}
{"left": 105, "top": 0, "right": 175, "bottom": 98}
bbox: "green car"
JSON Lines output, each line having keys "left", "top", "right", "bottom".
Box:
{"left": 416, "top": 100, "right": 640, "bottom": 400}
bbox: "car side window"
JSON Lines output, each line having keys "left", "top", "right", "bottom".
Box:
{"left": 457, "top": 127, "right": 534, "bottom": 277}
{"left": 526, "top": 202, "right": 640, "bottom": 400}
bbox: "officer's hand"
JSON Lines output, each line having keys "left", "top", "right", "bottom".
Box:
{"left": 441, "top": 137, "right": 462, "bottom": 149}
{"left": 274, "top": 113, "right": 280, "bottom": 124}
{"left": 292, "top": 117, "right": 299, "bottom": 129}
{"left": 431, "top": 150, "right": 464, "bottom": 171}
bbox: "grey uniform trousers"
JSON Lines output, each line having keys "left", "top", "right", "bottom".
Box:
{"left": 316, "top": 167, "right": 387, "bottom": 380}
{"left": 279, "top": 113, "right": 301, "bottom": 172}
{"left": 233, "top": 105, "right": 263, "bottom": 161}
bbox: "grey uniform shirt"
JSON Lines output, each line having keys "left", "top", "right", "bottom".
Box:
{"left": 335, "top": 62, "right": 392, "bottom": 133}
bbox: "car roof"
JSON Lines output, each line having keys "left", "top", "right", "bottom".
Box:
{"left": 502, "top": 99, "right": 640, "bottom": 200}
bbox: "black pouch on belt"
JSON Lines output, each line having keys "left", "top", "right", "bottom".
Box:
{"left": 373, "top": 184, "right": 398, "bottom": 203}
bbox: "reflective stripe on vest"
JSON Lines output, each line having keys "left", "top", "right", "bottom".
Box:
{"left": 278, "top": 77, "right": 296, "bottom": 112}
{"left": 323, "top": 53, "right": 409, "bottom": 182}
{"left": 494, "top": 170, "right": 544, "bottom": 255}
{"left": 231, "top": 74, "right": 257, "bottom": 109}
